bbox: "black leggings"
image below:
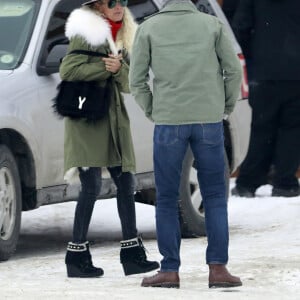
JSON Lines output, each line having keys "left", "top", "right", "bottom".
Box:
{"left": 72, "top": 166, "right": 137, "bottom": 243}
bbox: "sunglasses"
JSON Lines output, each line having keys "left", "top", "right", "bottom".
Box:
{"left": 107, "top": 0, "right": 128, "bottom": 9}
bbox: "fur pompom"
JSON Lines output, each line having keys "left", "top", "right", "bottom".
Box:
{"left": 64, "top": 167, "right": 89, "bottom": 185}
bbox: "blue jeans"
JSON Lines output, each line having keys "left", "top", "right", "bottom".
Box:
{"left": 72, "top": 166, "right": 137, "bottom": 243}
{"left": 154, "top": 123, "right": 229, "bottom": 272}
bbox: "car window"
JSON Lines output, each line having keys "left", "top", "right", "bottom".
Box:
{"left": 37, "top": 0, "right": 85, "bottom": 74}
{"left": 38, "top": 0, "right": 158, "bottom": 69}
{"left": 41, "top": 0, "right": 84, "bottom": 61}
{"left": 44, "top": 0, "right": 158, "bottom": 50}
{"left": 0, "top": 0, "right": 41, "bottom": 70}
{"left": 129, "top": 0, "right": 158, "bottom": 23}
{"left": 37, "top": 0, "right": 160, "bottom": 75}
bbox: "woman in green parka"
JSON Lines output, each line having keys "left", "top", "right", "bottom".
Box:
{"left": 59, "top": 0, "right": 159, "bottom": 278}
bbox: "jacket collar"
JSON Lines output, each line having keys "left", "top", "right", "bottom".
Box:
{"left": 159, "top": 1, "right": 199, "bottom": 14}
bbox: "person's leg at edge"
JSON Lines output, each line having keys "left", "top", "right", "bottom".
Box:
{"left": 272, "top": 81, "right": 300, "bottom": 196}
{"left": 234, "top": 81, "right": 279, "bottom": 197}
{"left": 141, "top": 125, "right": 189, "bottom": 288}
{"left": 65, "top": 167, "right": 103, "bottom": 278}
{"left": 190, "top": 123, "right": 242, "bottom": 288}
{"left": 108, "top": 166, "right": 159, "bottom": 276}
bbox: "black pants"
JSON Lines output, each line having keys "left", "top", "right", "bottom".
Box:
{"left": 236, "top": 80, "right": 300, "bottom": 191}
{"left": 72, "top": 166, "right": 137, "bottom": 243}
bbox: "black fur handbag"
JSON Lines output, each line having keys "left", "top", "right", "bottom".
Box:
{"left": 53, "top": 50, "right": 111, "bottom": 122}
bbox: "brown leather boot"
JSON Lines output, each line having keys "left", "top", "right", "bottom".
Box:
{"left": 141, "top": 271, "right": 180, "bottom": 288}
{"left": 209, "top": 264, "right": 242, "bottom": 288}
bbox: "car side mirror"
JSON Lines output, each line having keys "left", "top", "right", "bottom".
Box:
{"left": 37, "top": 38, "right": 68, "bottom": 76}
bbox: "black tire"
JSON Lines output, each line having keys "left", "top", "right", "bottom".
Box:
{"left": 179, "top": 147, "right": 230, "bottom": 238}
{"left": 0, "top": 145, "right": 22, "bottom": 261}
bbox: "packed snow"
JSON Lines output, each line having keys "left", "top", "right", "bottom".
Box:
{"left": 0, "top": 179, "right": 299, "bottom": 300}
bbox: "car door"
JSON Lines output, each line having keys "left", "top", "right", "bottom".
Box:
{"left": 33, "top": 0, "right": 85, "bottom": 187}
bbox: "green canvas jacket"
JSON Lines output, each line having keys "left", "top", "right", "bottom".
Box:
{"left": 129, "top": 1, "right": 242, "bottom": 124}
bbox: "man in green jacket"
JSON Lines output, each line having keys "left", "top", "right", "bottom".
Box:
{"left": 129, "top": 0, "right": 242, "bottom": 289}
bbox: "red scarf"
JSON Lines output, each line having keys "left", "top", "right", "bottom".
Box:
{"left": 107, "top": 19, "right": 123, "bottom": 41}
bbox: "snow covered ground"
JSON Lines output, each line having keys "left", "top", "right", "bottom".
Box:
{"left": 0, "top": 179, "right": 299, "bottom": 300}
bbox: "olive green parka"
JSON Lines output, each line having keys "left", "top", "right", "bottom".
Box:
{"left": 59, "top": 6, "right": 137, "bottom": 182}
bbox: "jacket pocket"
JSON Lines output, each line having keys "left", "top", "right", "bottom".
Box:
{"left": 202, "top": 122, "right": 224, "bottom": 145}
{"left": 154, "top": 125, "right": 179, "bottom": 146}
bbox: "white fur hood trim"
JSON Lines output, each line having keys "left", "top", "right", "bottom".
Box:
{"left": 65, "top": 7, "right": 111, "bottom": 48}
{"left": 65, "top": 7, "right": 137, "bottom": 54}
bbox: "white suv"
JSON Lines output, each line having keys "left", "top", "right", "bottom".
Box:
{"left": 0, "top": 0, "right": 251, "bottom": 261}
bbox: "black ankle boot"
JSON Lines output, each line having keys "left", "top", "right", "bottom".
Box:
{"left": 65, "top": 241, "right": 104, "bottom": 278}
{"left": 120, "top": 237, "right": 160, "bottom": 276}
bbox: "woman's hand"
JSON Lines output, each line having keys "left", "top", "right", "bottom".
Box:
{"left": 102, "top": 54, "right": 122, "bottom": 73}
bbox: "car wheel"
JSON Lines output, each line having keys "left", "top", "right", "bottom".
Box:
{"left": 0, "top": 145, "right": 22, "bottom": 261}
{"left": 179, "top": 147, "right": 230, "bottom": 238}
